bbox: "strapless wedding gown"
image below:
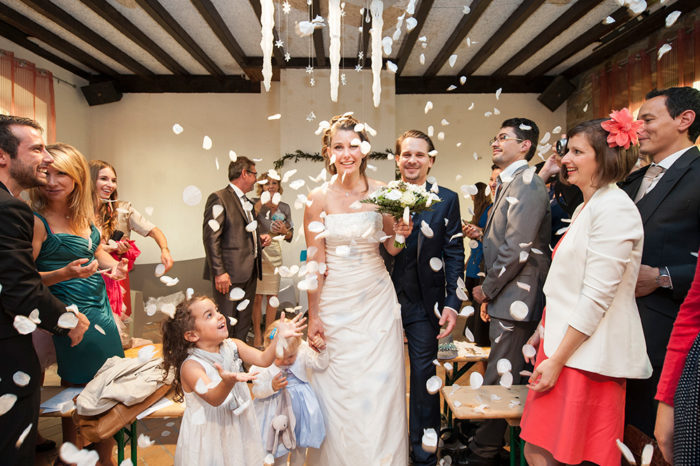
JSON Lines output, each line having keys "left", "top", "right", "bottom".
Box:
{"left": 307, "top": 211, "right": 408, "bottom": 465}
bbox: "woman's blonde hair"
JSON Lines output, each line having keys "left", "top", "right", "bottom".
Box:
{"left": 321, "top": 114, "right": 369, "bottom": 176}
{"left": 264, "top": 318, "right": 302, "bottom": 355}
{"left": 255, "top": 170, "right": 283, "bottom": 196}
{"left": 30, "top": 143, "right": 94, "bottom": 233}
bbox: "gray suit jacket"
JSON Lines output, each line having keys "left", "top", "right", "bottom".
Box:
{"left": 482, "top": 164, "right": 551, "bottom": 322}
{"left": 202, "top": 185, "right": 262, "bottom": 283}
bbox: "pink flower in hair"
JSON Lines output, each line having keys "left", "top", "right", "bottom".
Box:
{"left": 600, "top": 108, "right": 643, "bottom": 149}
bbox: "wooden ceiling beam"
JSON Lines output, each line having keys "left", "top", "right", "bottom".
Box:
{"left": 311, "top": 0, "right": 326, "bottom": 67}
{"left": 493, "top": 0, "right": 604, "bottom": 77}
{"left": 397, "top": 75, "right": 553, "bottom": 94}
{"left": 113, "top": 75, "right": 260, "bottom": 93}
{"left": 396, "top": 0, "right": 434, "bottom": 76}
{"left": 423, "top": 0, "right": 489, "bottom": 78}
{"left": 18, "top": 0, "right": 154, "bottom": 77}
{"left": 135, "top": 0, "right": 224, "bottom": 76}
{"left": 78, "top": 0, "right": 187, "bottom": 75}
{"left": 0, "top": 19, "right": 92, "bottom": 80}
{"left": 459, "top": 0, "right": 546, "bottom": 77}
{"left": 0, "top": 4, "right": 116, "bottom": 76}
{"left": 563, "top": 0, "right": 700, "bottom": 79}
{"left": 247, "top": 0, "right": 286, "bottom": 67}
{"left": 525, "top": 6, "right": 631, "bottom": 78}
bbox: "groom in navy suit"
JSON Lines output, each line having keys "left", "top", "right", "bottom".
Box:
{"left": 391, "top": 130, "right": 465, "bottom": 466}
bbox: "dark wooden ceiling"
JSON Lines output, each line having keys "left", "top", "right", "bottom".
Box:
{"left": 0, "top": 0, "right": 695, "bottom": 95}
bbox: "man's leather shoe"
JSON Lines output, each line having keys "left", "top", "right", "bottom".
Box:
{"left": 454, "top": 449, "right": 499, "bottom": 466}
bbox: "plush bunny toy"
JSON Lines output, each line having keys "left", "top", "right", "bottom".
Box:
{"left": 266, "top": 389, "right": 297, "bottom": 455}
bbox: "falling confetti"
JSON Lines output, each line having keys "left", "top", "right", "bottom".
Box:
{"left": 469, "top": 372, "right": 483, "bottom": 389}
{"left": 182, "top": 185, "right": 202, "bottom": 206}
{"left": 202, "top": 136, "right": 212, "bottom": 150}
{"left": 172, "top": 123, "right": 183, "bottom": 135}
{"left": 448, "top": 54, "right": 457, "bottom": 68}
{"left": 424, "top": 101, "right": 433, "bottom": 114}
{"left": 267, "top": 114, "right": 282, "bottom": 120}
{"left": 657, "top": 43, "right": 672, "bottom": 60}
{"left": 13, "top": 315, "right": 36, "bottom": 335}
{"left": 666, "top": 10, "right": 681, "bottom": 27}
{"left": 509, "top": 301, "right": 528, "bottom": 321}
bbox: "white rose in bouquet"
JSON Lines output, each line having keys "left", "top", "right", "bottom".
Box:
{"left": 385, "top": 189, "right": 402, "bottom": 201}
{"left": 400, "top": 190, "right": 417, "bottom": 206}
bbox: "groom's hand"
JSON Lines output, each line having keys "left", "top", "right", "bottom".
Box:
{"left": 437, "top": 307, "right": 457, "bottom": 339}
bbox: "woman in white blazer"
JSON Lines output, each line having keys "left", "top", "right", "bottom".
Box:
{"left": 519, "top": 114, "right": 652, "bottom": 466}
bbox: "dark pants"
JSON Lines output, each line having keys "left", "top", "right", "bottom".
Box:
{"left": 0, "top": 335, "right": 40, "bottom": 465}
{"left": 469, "top": 317, "right": 536, "bottom": 458}
{"left": 399, "top": 293, "right": 440, "bottom": 466}
{"left": 625, "top": 366, "right": 662, "bottom": 437}
{"left": 212, "top": 265, "right": 258, "bottom": 340}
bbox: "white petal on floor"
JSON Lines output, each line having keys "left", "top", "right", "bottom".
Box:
{"left": 182, "top": 185, "right": 202, "bottom": 206}
{"left": 469, "top": 372, "right": 483, "bottom": 389}
{"left": 138, "top": 434, "right": 155, "bottom": 448}
{"left": 208, "top": 219, "right": 220, "bottom": 232}
{"left": 58, "top": 311, "right": 79, "bottom": 329}
{"left": 616, "top": 439, "right": 636, "bottom": 465}
{"left": 499, "top": 372, "right": 513, "bottom": 388}
{"left": 429, "top": 257, "right": 443, "bottom": 271}
{"left": 94, "top": 324, "right": 105, "bottom": 335}
{"left": 13, "top": 315, "right": 37, "bottom": 335}
{"left": 496, "top": 359, "right": 512, "bottom": 375}
{"left": 237, "top": 299, "right": 250, "bottom": 311}
{"left": 426, "top": 375, "right": 442, "bottom": 394}
{"left": 510, "top": 301, "right": 529, "bottom": 321}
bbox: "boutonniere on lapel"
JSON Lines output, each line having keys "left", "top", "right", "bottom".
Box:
{"left": 362, "top": 180, "right": 441, "bottom": 248}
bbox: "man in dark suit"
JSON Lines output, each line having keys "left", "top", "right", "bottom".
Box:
{"left": 0, "top": 115, "right": 89, "bottom": 465}
{"left": 619, "top": 86, "right": 700, "bottom": 437}
{"left": 391, "top": 130, "right": 465, "bottom": 466}
{"left": 203, "top": 157, "right": 270, "bottom": 340}
{"left": 465, "top": 118, "right": 551, "bottom": 465}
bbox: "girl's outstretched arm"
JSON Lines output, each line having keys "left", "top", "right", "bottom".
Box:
{"left": 180, "top": 359, "right": 257, "bottom": 407}
{"left": 236, "top": 312, "right": 307, "bottom": 367}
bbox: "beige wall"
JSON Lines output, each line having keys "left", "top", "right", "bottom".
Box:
{"left": 0, "top": 37, "right": 90, "bottom": 150}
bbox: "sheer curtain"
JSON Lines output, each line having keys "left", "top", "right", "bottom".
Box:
{"left": 591, "top": 20, "right": 699, "bottom": 118}
{"left": 0, "top": 49, "right": 56, "bottom": 142}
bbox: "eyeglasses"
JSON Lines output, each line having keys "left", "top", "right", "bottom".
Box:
{"left": 489, "top": 134, "right": 523, "bottom": 145}
{"left": 555, "top": 138, "right": 568, "bottom": 157}
{"left": 247, "top": 169, "right": 258, "bottom": 176}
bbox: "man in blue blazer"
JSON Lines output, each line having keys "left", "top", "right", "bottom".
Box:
{"left": 619, "top": 86, "right": 700, "bottom": 437}
{"left": 391, "top": 130, "right": 465, "bottom": 466}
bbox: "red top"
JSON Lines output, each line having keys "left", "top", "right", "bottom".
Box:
{"left": 656, "top": 249, "right": 700, "bottom": 406}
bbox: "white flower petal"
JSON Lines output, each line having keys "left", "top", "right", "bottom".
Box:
{"left": 426, "top": 375, "right": 442, "bottom": 394}
{"left": 406, "top": 17, "right": 417, "bottom": 31}
{"left": 522, "top": 344, "right": 536, "bottom": 359}
{"left": 424, "top": 101, "right": 433, "bottom": 114}
{"left": 519, "top": 251, "right": 529, "bottom": 263}
{"left": 360, "top": 141, "right": 372, "bottom": 155}
{"left": 421, "top": 221, "right": 434, "bottom": 238}
{"left": 616, "top": 439, "right": 636, "bottom": 465}
{"left": 13, "top": 315, "right": 37, "bottom": 335}
{"left": 267, "top": 113, "right": 281, "bottom": 120}
{"left": 499, "top": 372, "right": 513, "bottom": 388}
{"left": 448, "top": 54, "right": 457, "bottom": 68}
{"left": 154, "top": 263, "right": 165, "bottom": 277}
{"left": 429, "top": 257, "right": 443, "bottom": 272}
{"left": 202, "top": 136, "right": 212, "bottom": 150}
{"left": 138, "top": 345, "right": 156, "bottom": 363}
{"left": 641, "top": 443, "right": 653, "bottom": 466}
{"left": 137, "top": 434, "right": 155, "bottom": 448}
{"left": 496, "top": 359, "right": 512, "bottom": 375}
{"left": 245, "top": 221, "right": 258, "bottom": 232}
{"left": 464, "top": 326, "right": 474, "bottom": 342}
{"left": 657, "top": 43, "right": 672, "bottom": 60}
{"left": 469, "top": 372, "right": 483, "bottom": 390}
{"left": 58, "top": 311, "right": 79, "bottom": 329}
{"left": 236, "top": 299, "right": 250, "bottom": 311}
{"left": 160, "top": 303, "right": 176, "bottom": 318}
{"left": 509, "top": 301, "right": 529, "bottom": 321}
{"left": 208, "top": 219, "right": 220, "bottom": 232}
{"left": 172, "top": 123, "right": 183, "bottom": 135}
{"left": 182, "top": 185, "right": 202, "bottom": 206}
{"left": 94, "top": 324, "right": 105, "bottom": 335}
{"left": 666, "top": 10, "right": 681, "bottom": 28}
{"left": 13, "top": 371, "right": 30, "bottom": 387}
{"left": 433, "top": 302, "right": 442, "bottom": 319}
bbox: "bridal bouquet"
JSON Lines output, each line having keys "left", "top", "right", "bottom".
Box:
{"left": 362, "top": 180, "right": 441, "bottom": 247}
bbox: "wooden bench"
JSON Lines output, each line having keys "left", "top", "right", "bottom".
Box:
{"left": 441, "top": 384, "right": 528, "bottom": 466}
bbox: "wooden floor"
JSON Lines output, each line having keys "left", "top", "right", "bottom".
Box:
{"left": 36, "top": 316, "right": 484, "bottom": 465}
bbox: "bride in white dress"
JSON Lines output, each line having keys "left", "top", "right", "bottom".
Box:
{"left": 304, "top": 115, "right": 412, "bottom": 465}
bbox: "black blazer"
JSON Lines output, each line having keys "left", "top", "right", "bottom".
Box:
{"left": 202, "top": 185, "right": 262, "bottom": 283}
{"left": 390, "top": 184, "right": 465, "bottom": 325}
{"left": 619, "top": 146, "right": 700, "bottom": 366}
{"left": 0, "top": 182, "right": 71, "bottom": 401}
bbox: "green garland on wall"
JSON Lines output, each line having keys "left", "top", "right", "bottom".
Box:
{"left": 273, "top": 149, "right": 393, "bottom": 170}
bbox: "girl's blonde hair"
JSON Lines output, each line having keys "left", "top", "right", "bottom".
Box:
{"left": 30, "top": 143, "right": 94, "bottom": 234}
{"left": 264, "top": 318, "right": 302, "bottom": 355}
{"left": 321, "top": 114, "right": 370, "bottom": 176}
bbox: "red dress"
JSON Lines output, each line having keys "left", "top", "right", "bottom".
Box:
{"left": 519, "top": 239, "right": 626, "bottom": 466}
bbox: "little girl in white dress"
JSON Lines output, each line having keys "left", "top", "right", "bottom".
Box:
{"left": 252, "top": 320, "right": 329, "bottom": 466}
{"left": 161, "top": 295, "right": 305, "bottom": 466}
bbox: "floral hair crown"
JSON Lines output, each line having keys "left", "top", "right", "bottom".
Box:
{"left": 600, "top": 108, "right": 643, "bottom": 149}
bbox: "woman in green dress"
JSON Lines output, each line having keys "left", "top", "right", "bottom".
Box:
{"left": 31, "top": 143, "right": 127, "bottom": 465}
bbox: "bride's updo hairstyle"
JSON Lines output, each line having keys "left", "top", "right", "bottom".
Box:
{"left": 321, "top": 113, "right": 370, "bottom": 176}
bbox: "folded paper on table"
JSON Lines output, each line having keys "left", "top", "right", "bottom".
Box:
{"left": 40, "top": 387, "right": 83, "bottom": 413}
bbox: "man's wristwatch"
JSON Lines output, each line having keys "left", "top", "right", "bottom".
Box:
{"left": 656, "top": 267, "right": 673, "bottom": 289}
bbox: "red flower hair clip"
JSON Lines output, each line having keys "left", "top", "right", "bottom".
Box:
{"left": 600, "top": 108, "right": 643, "bottom": 149}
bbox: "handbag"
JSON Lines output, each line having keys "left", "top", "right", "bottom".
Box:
{"left": 623, "top": 424, "right": 671, "bottom": 466}
{"left": 73, "top": 383, "right": 172, "bottom": 443}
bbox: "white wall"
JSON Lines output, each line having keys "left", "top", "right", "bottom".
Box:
{"left": 0, "top": 37, "right": 90, "bottom": 150}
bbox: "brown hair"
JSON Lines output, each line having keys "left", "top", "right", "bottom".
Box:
{"left": 89, "top": 160, "right": 118, "bottom": 239}
{"left": 321, "top": 114, "right": 369, "bottom": 176}
{"left": 563, "top": 119, "right": 638, "bottom": 186}
{"left": 30, "top": 143, "right": 94, "bottom": 234}
{"left": 0, "top": 115, "right": 42, "bottom": 158}
{"left": 470, "top": 182, "right": 491, "bottom": 225}
{"left": 255, "top": 170, "right": 283, "bottom": 196}
{"left": 228, "top": 156, "right": 255, "bottom": 181}
{"left": 264, "top": 319, "right": 302, "bottom": 356}
{"left": 161, "top": 295, "right": 208, "bottom": 402}
{"left": 394, "top": 129, "right": 435, "bottom": 159}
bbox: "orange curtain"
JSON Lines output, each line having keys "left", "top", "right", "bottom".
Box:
{"left": 592, "top": 21, "right": 698, "bottom": 118}
{"left": 0, "top": 50, "right": 56, "bottom": 143}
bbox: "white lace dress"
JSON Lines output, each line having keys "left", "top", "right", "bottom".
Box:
{"left": 174, "top": 340, "right": 265, "bottom": 466}
{"left": 306, "top": 211, "right": 408, "bottom": 465}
